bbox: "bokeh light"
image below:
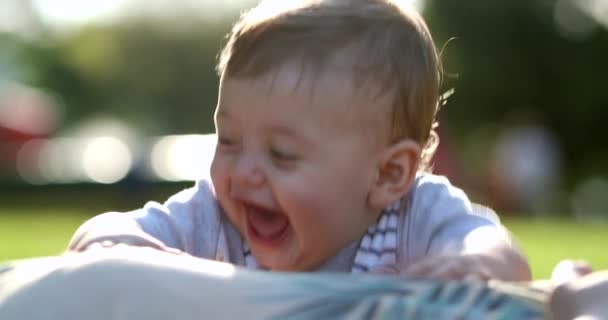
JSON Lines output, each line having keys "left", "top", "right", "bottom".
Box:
{"left": 82, "top": 137, "right": 132, "bottom": 184}
{"left": 150, "top": 134, "right": 216, "bottom": 182}
{"left": 32, "top": 0, "right": 126, "bottom": 26}
{"left": 16, "top": 136, "right": 132, "bottom": 184}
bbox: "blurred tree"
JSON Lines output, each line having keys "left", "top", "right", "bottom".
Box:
{"left": 19, "top": 17, "right": 231, "bottom": 136}
{"left": 9, "top": 0, "right": 608, "bottom": 204}
{"left": 62, "top": 21, "right": 227, "bottom": 134}
{"left": 425, "top": 0, "right": 608, "bottom": 189}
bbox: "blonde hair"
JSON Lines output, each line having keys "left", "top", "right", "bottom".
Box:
{"left": 217, "top": 0, "right": 441, "bottom": 170}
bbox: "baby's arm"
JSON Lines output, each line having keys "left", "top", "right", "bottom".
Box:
{"left": 67, "top": 180, "right": 222, "bottom": 258}
{"left": 379, "top": 224, "right": 531, "bottom": 282}
{"left": 461, "top": 224, "right": 531, "bottom": 281}
{"left": 68, "top": 211, "right": 175, "bottom": 252}
{"left": 413, "top": 224, "right": 531, "bottom": 281}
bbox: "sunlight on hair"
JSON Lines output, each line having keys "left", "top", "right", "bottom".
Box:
{"left": 256, "top": 0, "right": 425, "bottom": 14}
{"left": 394, "top": 0, "right": 425, "bottom": 11}
{"left": 82, "top": 136, "right": 132, "bottom": 184}
{"left": 150, "top": 134, "right": 216, "bottom": 182}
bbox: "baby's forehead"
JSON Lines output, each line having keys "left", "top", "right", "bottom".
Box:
{"left": 226, "top": 59, "right": 392, "bottom": 111}
{"left": 220, "top": 63, "right": 393, "bottom": 141}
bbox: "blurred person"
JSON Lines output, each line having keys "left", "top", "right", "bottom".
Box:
{"left": 0, "top": 84, "right": 59, "bottom": 141}
{"left": 488, "top": 123, "right": 562, "bottom": 214}
{"left": 430, "top": 124, "right": 463, "bottom": 183}
{"left": 67, "top": 0, "right": 530, "bottom": 282}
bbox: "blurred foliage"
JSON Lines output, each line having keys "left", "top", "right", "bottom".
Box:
{"left": 424, "top": 0, "right": 608, "bottom": 187}
{"left": 3, "top": 0, "right": 607, "bottom": 194}
{"left": 15, "top": 18, "right": 230, "bottom": 135}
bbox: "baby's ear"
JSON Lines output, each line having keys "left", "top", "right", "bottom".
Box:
{"left": 368, "top": 139, "right": 420, "bottom": 211}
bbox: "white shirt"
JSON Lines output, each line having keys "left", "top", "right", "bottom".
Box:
{"left": 70, "top": 173, "right": 505, "bottom": 272}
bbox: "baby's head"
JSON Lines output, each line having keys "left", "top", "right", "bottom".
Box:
{"left": 218, "top": 0, "right": 441, "bottom": 156}
{"left": 211, "top": 0, "right": 441, "bottom": 271}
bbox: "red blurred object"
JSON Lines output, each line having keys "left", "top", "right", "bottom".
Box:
{"left": 0, "top": 85, "right": 60, "bottom": 175}
{"left": 0, "top": 123, "right": 48, "bottom": 142}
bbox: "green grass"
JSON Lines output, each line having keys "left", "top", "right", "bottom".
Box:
{"left": 0, "top": 210, "right": 89, "bottom": 261}
{"left": 1, "top": 209, "right": 606, "bottom": 279}
{"left": 503, "top": 217, "right": 608, "bottom": 279}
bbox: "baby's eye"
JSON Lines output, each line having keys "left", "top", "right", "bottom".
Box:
{"left": 270, "top": 148, "right": 298, "bottom": 162}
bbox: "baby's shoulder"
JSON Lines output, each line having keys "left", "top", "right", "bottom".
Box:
{"left": 166, "top": 178, "right": 218, "bottom": 204}
{"left": 152, "top": 178, "right": 223, "bottom": 228}
{"left": 407, "top": 173, "right": 469, "bottom": 207}
{"left": 403, "top": 173, "right": 499, "bottom": 225}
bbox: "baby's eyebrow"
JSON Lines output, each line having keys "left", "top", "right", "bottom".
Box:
{"left": 266, "top": 124, "right": 311, "bottom": 146}
{"left": 267, "top": 125, "right": 298, "bottom": 139}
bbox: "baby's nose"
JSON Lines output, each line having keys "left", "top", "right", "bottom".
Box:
{"left": 231, "top": 155, "right": 265, "bottom": 188}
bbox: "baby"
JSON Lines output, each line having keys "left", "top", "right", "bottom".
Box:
{"left": 69, "top": 0, "right": 531, "bottom": 281}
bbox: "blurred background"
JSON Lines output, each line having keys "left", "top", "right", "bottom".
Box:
{"left": 0, "top": 0, "right": 606, "bottom": 278}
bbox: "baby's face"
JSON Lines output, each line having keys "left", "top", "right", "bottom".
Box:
{"left": 211, "top": 62, "right": 390, "bottom": 271}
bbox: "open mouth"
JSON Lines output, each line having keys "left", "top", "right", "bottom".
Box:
{"left": 245, "top": 203, "right": 290, "bottom": 248}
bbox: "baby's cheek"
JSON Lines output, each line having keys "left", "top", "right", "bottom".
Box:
{"left": 209, "top": 162, "right": 223, "bottom": 188}
{"left": 279, "top": 184, "right": 334, "bottom": 231}
{"left": 284, "top": 187, "right": 328, "bottom": 219}
{"left": 211, "top": 159, "right": 234, "bottom": 193}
